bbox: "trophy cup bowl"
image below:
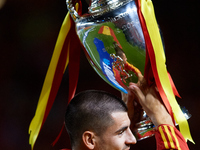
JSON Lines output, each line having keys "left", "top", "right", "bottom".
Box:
{"left": 67, "top": 0, "right": 146, "bottom": 93}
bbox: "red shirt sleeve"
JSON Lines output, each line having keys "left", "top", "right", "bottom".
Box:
{"left": 155, "top": 124, "right": 189, "bottom": 150}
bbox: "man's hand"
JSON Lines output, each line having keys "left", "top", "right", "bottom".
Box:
{"left": 121, "top": 90, "right": 143, "bottom": 130}
{"left": 128, "top": 82, "right": 174, "bottom": 127}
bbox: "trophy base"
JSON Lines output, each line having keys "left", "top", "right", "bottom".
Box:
{"left": 133, "top": 106, "right": 191, "bottom": 141}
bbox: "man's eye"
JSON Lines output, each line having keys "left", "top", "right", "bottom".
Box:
{"left": 118, "top": 130, "right": 125, "bottom": 135}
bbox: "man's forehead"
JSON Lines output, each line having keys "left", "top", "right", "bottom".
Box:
{"left": 111, "top": 112, "right": 130, "bottom": 125}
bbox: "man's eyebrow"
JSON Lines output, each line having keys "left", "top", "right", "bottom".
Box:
{"left": 115, "top": 126, "right": 128, "bottom": 133}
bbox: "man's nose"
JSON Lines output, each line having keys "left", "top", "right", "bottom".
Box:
{"left": 126, "top": 128, "right": 137, "bottom": 144}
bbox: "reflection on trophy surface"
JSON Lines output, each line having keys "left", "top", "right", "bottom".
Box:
{"left": 73, "top": 0, "right": 146, "bottom": 94}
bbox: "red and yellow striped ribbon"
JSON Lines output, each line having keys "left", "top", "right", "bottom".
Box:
{"left": 139, "top": 0, "right": 194, "bottom": 143}
{"left": 29, "top": 13, "right": 71, "bottom": 149}
{"left": 28, "top": 12, "right": 72, "bottom": 149}
{"left": 29, "top": 3, "right": 82, "bottom": 148}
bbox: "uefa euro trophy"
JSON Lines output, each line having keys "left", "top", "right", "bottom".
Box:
{"left": 66, "top": 0, "right": 191, "bottom": 140}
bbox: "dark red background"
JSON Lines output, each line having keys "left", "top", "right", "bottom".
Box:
{"left": 0, "top": 0, "right": 199, "bottom": 149}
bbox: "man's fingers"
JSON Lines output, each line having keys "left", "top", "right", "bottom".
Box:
{"left": 129, "top": 83, "right": 146, "bottom": 106}
{"left": 121, "top": 92, "right": 128, "bottom": 104}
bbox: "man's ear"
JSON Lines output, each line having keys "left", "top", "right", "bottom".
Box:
{"left": 82, "top": 131, "right": 96, "bottom": 149}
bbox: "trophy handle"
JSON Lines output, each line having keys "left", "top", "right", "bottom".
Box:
{"left": 66, "top": 0, "right": 81, "bottom": 22}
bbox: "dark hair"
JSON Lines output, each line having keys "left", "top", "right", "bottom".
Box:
{"left": 113, "top": 42, "right": 125, "bottom": 58}
{"left": 65, "top": 90, "right": 127, "bottom": 147}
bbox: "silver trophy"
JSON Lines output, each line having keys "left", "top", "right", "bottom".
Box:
{"left": 66, "top": 0, "right": 191, "bottom": 140}
{"left": 67, "top": 0, "right": 145, "bottom": 94}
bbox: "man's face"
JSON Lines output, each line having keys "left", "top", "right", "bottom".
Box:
{"left": 95, "top": 112, "right": 136, "bottom": 150}
{"left": 122, "top": 53, "right": 127, "bottom": 64}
